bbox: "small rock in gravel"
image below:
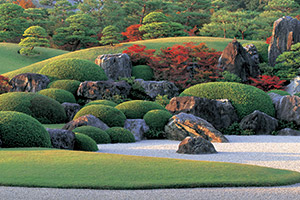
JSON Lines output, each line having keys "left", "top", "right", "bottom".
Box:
{"left": 177, "top": 136, "right": 217, "bottom": 154}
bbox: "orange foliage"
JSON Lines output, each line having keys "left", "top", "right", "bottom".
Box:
{"left": 13, "top": 0, "right": 36, "bottom": 9}
{"left": 121, "top": 24, "right": 143, "bottom": 42}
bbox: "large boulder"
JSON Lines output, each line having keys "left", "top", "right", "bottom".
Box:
{"left": 177, "top": 136, "right": 217, "bottom": 154}
{"left": 124, "top": 119, "right": 149, "bottom": 141}
{"left": 240, "top": 110, "right": 278, "bottom": 135}
{"left": 62, "top": 114, "right": 109, "bottom": 131}
{"left": 218, "top": 39, "right": 260, "bottom": 82}
{"left": 268, "top": 92, "right": 284, "bottom": 110}
{"left": 61, "top": 103, "right": 81, "bottom": 122}
{"left": 134, "top": 79, "right": 179, "bottom": 99}
{"left": 244, "top": 44, "right": 260, "bottom": 66}
{"left": 285, "top": 76, "right": 300, "bottom": 95}
{"left": 277, "top": 128, "right": 300, "bottom": 136}
{"left": 77, "top": 80, "right": 131, "bottom": 102}
{"left": 276, "top": 95, "right": 300, "bottom": 125}
{"left": 165, "top": 113, "right": 228, "bottom": 143}
{"left": 166, "top": 96, "right": 238, "bottom": 130}
{"left": 46, "top": 128, "right": 75, "bottom": 150}
{"left": 9, "top": 73, "right": 50, "bottom": 92}
{"left": 268, "top": 16, "right": 300, "bottom": 67}
{"left": 95, "top": 53, "right": 132, "bottom": 80}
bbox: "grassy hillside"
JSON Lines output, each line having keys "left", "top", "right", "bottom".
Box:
{"left": 3, "top": 37, "right": 261, "bottom": 79}
{"left": 0, "top": 43, "right": 67, "bottom": 75}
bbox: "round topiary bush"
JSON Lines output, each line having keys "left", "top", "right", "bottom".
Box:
{"left": 0, "top": 92, "right": 66, "bottom": 124}
{"left": 180, "top": 82, "right": 275, "bottom": 118}
{"left": 84, "top": 100, "right": 117, "bottom": 107}
{"left": 0, "top": 111, "right": 52, "bottom": 148}
{"left": 74, "top": 133, "right": 98, "bottom": 151}
{"left": 39, "top": 58, "right": 108, "bottom": 82}
{"left": 47, "top": 79, "right": 81, "bottom": 96}
{"left": 267, "top": 89, "right": 290, "bottom": 96}
{"left": 105, "top": 127, "right": 135, "bottom": 143}
{"left": 115, "top": 100, "right": 166, "bottom": 119}
{"left": 132, "top": 65, "right": 154, "bottom": 81}
{"left": 143, "top": 109, "right": 172, "bottom": 130}
{"left": 73, "top": 105, "right": 126, "bottom": 127}
{"left": 38, "top": 88, "right": 76, "bottom": 104}
{"left": 73, "top": 126, "right": 111, "bottom": 144}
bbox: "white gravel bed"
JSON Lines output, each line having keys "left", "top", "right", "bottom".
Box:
{"left": 98, "top": 135, "right": 300, "bottom": 172}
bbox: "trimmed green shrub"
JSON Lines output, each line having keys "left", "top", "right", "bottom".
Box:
{"left": 39, "top": 58, "right": 108, "bottom": 82}
{"left": 0, "top": 111, "right": 52, "bottom": 148}
{"left": 132, "top": 65, "right": 154, "bottom": 81}
{"left": 73, "top": 105, "right": 126, "bottom": 127}
{"left": 115, "top": 100, "right": 166, "bottom": 119}
{"left": 180, "top": 82, "right": 275, "bottom": 118}
{"left": 74, "top": 133, "right": 99, "bottom": 151}
{"left": 38, "top": 88, "right": 76, "bottom": 103}
{"left": 105, "top": 127, "right": 135, "bottom": 143}
{"left": 84, "top": 100, "right": 117, "bottom": 107}
{"left": 267, "top": 90, "right": 290, "bottom": 96}
{"left": 143, "top": 109, "right": 172, "bottom": 130}
{"left": 47, "top": 79, "right": 81, "bottom": 96}
{"left": 243, "top": 42, "right": 268, "bottom": 63}
{"left": 73, "top": 126, "right": 111, "bottom": 144}
{"left": 0, "top": 92, "right": 66, "bottom": 124}
{"left": 155, "top": 95, "right": 170, "bottom": 107}
{"left": 144, "top": 128, "right": 166, "bottom": 139}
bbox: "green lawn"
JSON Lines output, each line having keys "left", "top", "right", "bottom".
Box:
{"left": 2, "top": 36, "right": 261, "bottom": 79}
{"left": 42, "top": 124, "right": 65, "bottom": 129}
{"left": 0, "top": 43, "right": 67, "bottom": 75}
{"left": 0, "top": 148, "right": 299, "bottom": 189}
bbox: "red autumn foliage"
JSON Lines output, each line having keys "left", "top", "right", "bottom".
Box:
{"left": 13, "top": 0, "right": 36, "bottom": 9}
{"left": 149, "top": 42, "right": 222, "bottom": 89}
{"left": 249, "top": 75, "right": 286, "bottom": 92}
{"left": 121, "top": 24, "right": 143, "bottom": 42}
{"left": 0, "top": 75, "right": 11, "bottom": 94}
{"left": 122, "top": 44, "right": 155, "bottom": 65}
{"left": 184, "top": 26, "right": 198, "bottom": 36}
{"left": 266, "top": 36, "right": 272, "bottom": 44}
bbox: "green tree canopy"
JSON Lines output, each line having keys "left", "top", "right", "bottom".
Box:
{"left": 99, "top": 25, "right": 121, "bottom": 46}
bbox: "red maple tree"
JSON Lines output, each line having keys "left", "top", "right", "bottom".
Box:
{"left": 121, "top": 24, "right": 143, "bottom": 42}
{"left": 0, "top": 75, "right": 11, "bottom": 94}
{"left": 249, "top": 75, "right": 286, "bottom": 92}
{"left": 13, "top": 0, "right": 36, "bottom": 9}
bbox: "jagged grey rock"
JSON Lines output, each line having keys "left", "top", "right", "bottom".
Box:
{"left": 77, "top": 80, "right": 131, "bottom": 103}
{"left": 277, "top": 128, "right": 300, "bottom": 136}
{"left": 177, "top": 136, "right": 217, "bottom": 154}
{"left": 61, "top": 103, "right": 81, "bottom": 122}
{"left": 165, "top": 113, "right": 228, "bottom": 143}
{"left": 95, "top": 53, "right": 132, "bottom": 80}
{"left": 277, "top": 95, "right": 300, "bottom": 125}
{"left": 166, "top": 96, "right": 238, "bottom": 130}
{"left": 268, "top": 93, "right": 284, "bottom": 110}
{"left": 62, "top": 114, "right": 109, "bottom": 131}
{"left": 124, "top": 119, "right": 149, "bottom": 141}
{"left": 46, "top": 128, "right": 75, "bottom": 150}
{"left": 268, "top": 16, "right": 300, "bottom": 67}
{"left": 244, "top": 44, "right": 260, "bottom": 65}
{"left": 285, "top": 76, "right": 300, "bottom": 95}
{"left": 240, "top": 110, "right": 278, "bottom": 135}
{"left": 134, "top": 79, "right": 179, "bottom": 99}
{"left": 9, "top": 73, "right": 50, "bottom": 92}
{"left": 218, "top": 39, "right": 260, "bottom": 82}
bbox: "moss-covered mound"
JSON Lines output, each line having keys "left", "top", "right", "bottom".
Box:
{"left": 84, "top": 100, "right": 117, "bottom": 107}
{"left": 0, "top": 92, "right": 66, "bottom": 124}
{"left": 132, "top": 65, "right": 154, "bottom": 81}
{"left": 73, "top": 105, "right": 126, "bottom": 127}
{"left": 180, "top": 82, "right": 275, "bottom": 118}
{"left": 115, "top": 100, "right": 166, "bottom": 119}
{"left": 143, "top": 109, "right": 172, "bottom": 130}
{"left": 0, "top": 111, "right": 52, "bottom": 148}
{"left": 73, "top": 126, "right": 111, "bottom": 144}
{"left": 39, "top": 58, "right": 108, "bottom": 82}
{"left": 47, "top": 79, "right": 81, "bottom": 96}
{"left": 38, "top": 88, "right": 76, "bottom": 104}
{"left": 74, "top": 133, "right": 99, "bottom": 151}
{"left": 105, "top": 127, "right": 135, "bottom": 143}
{"left": 267, "top": 89, "right": 290, "bottom": 96}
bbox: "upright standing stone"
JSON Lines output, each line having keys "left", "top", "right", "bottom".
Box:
{"left": 268, "top": 16, "right": 300, "bottom": 67}
{"left": 95, "top": 53, "right": 132, "bottom": 80}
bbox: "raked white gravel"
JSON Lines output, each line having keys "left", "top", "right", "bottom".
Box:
{"left": 1, "top": 135, "right": 300, "bottom": 200}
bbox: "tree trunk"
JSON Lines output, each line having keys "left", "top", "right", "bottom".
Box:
{"left": 139, "top": 4, "right": 146, "bottom": 24}
{"left": 223, "top": 29, "right": 226, "bottom": 38}
{"left": 72, "top": 40, "right": 81, "bottom": 51}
